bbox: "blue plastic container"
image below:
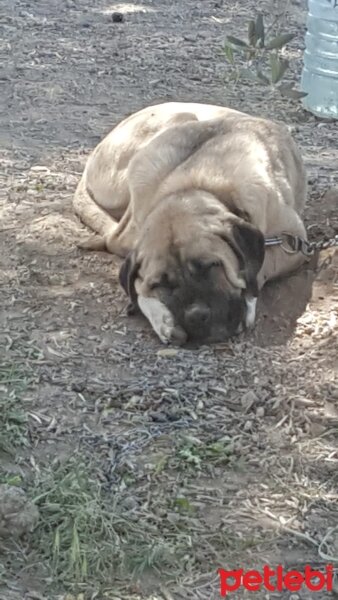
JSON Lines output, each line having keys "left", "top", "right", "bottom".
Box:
{"left": 301, "top": 0, "right": 338, "bottom": 118}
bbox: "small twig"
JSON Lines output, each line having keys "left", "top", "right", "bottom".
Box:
{"left": 255, "top": 505, "right": 338, "bottom": 563}
{"left": 160, "top": 586, "right": 176, "bottom": 600}
{"left": 318, "top": 526, "right": 338, "bottom": 562}
{"left": 265, "top": 0, "right": 291, "bottom": 37}
{"left": 277, "top": 524, "right": 319, "bottom": 548}
{"left": 0, "top": 226, "right": 19, "bottom": 232}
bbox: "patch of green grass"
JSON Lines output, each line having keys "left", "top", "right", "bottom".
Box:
{"left": 175, "top": 435, "right": 235, "bottom": 470}
{"left": 0, "top": 363, "right": 30, "bottom": 454}
{"left": 171, "top": 496, "right": 195, "bottom": 513}
{"left": 29, "top": 457, "right": 182, "bottom": 593}
{"left": 0, "top": 473, "right": 23, "bottom": 486}
{"left": 0, "top": 363, "right": 31, "bottom": 588}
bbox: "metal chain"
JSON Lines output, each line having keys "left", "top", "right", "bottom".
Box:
{"left": 264, "top": 233, "right": 338, "bottom": 257}
{"left": 309, "top": 235, "right": 338, "bottom": 252}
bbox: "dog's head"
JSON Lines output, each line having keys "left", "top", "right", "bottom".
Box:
{"left": 119, "top": 191, "right": 265, "bottom": 344}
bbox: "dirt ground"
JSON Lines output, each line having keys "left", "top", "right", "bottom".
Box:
{"left": 1, "top": 0, "right": 338, "bottom": 599}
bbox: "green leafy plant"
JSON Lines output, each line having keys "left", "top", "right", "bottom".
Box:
{"left": 177, "top": 435, "right": 235, "bottom": 470}
{"left": 223, "top": 13, "right": 307, "bottom": 100}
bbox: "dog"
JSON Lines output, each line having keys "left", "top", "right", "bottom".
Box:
{"left": 73, "top": 102, "right": 308, "bottom": 345}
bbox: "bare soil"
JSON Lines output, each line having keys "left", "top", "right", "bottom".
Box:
{"left": 1, "top": 0, "right": 338, "bottom": 599}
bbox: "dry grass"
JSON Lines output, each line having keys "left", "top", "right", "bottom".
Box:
{"left": 0, "top": 364, "right": 31, "bottom": 456}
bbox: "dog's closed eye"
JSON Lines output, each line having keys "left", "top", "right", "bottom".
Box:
{"left": 148, "top": 274, "right": 178, "bottom": 290}
{"left": 190, "top": 258, "right": 223, "bottom": 272}
{"left": 149, "top": 280, "right": 162, "bottom": 290}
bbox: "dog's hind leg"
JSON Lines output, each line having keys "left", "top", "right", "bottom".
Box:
{"left": 73, "top": 176, "right": 118, "bottom": 251}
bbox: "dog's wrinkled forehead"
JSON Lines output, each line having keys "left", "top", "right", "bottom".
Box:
{"left": 146, "top": 227, "right": 248, "bottom": 295}
{"left": 150, "top": 250, "right": 246, "bottom": 341}
{"left": 140, "top": 246, "right": 226, "bottom": 293}
{"left": 139, "top": 251, "right": 179, "bottom": 285}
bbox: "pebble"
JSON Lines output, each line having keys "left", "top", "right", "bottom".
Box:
{"left": 30, "top": 165, "right": 49, "bottom": 173}
{"left": 256, "top": 406, "right": 265, "bottom": 418}
{"left": 241, "top": 390, "right": 258, "bottom": 411}
{"left": 111, "top": 12, "right": 124, "bottom": 23}
{"left": 244, "top": 419, "right": 253, "bottom": 432}
{"left": 330, "top": 386, "right": 338, "bottom": 400}
{"left": 121, "top": 496, "right": 139, "bottom": 511}
{"left": 0, "top": 484, "right": 39, "bottom": 539}
{"left": 323, "top": 187, "right": 338, "bottom": 203}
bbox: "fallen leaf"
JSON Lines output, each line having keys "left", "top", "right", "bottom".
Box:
{"left": 157, "top": 348, "right": 179, "bottom": 357}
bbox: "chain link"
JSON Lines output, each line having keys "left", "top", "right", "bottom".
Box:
{"left": 264, "top": 233, "right": 338, "bottom": 257}
{"left": 310, "top": 235, "right": 338, "bottom": 253}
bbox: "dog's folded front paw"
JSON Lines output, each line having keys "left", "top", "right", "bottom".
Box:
{"left": 245, "top": 297, "right": 257, "bottom": 329}
{"left": 137, "top": 295, "right": 187, "bottom": 345}
{"left": 77, "top": 234, "right": 106, "bottom": 251}
{"left": 104, "top": 227, "right": 129, "bottom": 257}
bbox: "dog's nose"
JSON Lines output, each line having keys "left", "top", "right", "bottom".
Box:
{"left": 184, "top": 304, "right": 210, "bottom": 329}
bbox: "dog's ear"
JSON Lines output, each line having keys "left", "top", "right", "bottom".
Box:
{"left": 221, "top": 219, "right": 265, "bottom": 296}
{"left": 118, "top": 252, "right": 140, "bottom": 312}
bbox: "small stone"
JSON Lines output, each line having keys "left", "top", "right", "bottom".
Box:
{"left": 167, "top": 512, "right": 180, "bottom": 525}
{"left": 0, "top": 484, "right": 39, "bottom": 538}
{"left": 256, "top": 406, "right": 265, "bottom": 418}
{"left": 121, "top": 496, "right": 139, "bottom": 511}
{"left": 149, "top": 411, "right": 167, "bottom": 422}
{"left": 166, "top": 411, "right": 180, "bottom": 422}
{"left": 310, "top": 422, "right": 326, "bottom": 437}
{"left": 126, "top": 395, "right": 141, "bottom": 407}
{"left": 111, "top": 12, "right": 124, "bottom": 23}
{"left": 183, "top": 34, "right": 197, "bottom": 42}
{"left": 330, "top": 386, "right": 338, "bottom": 400}
{"left": 241, "top": 390, "right": 258, "bottom": 411}
{"left": 30, "top": 165, "right": 49, "bottom": 173}
{"left": 71, "top": 382, "right": 85, "bottom": 393}
{"left": 323, "top": 187, "right": 338, "bottom": 203}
